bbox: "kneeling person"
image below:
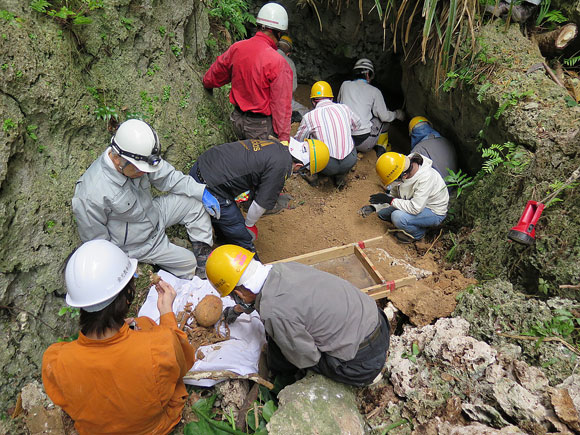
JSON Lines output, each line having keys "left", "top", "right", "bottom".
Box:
{"left": 190, "top": 138, "right": 328, "bottom": 254}
{"left": 206, "top": 245, "right": 390, "bottom": 387}
{"left": 360, "top": 152, "right": 449, "bottom": 243}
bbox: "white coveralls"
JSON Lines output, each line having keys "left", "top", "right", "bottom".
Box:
{"left": 337, "top": 79, "right": 398, "bottom": 152}
{"left": 72, "top": 149, "right": 213, "bottom": 279}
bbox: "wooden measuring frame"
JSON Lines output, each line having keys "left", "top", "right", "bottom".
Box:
{"left": 270, "top": 235, "right": 416, "bottom": 300}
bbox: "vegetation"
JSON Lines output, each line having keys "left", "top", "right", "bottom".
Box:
{"left": 185, "top": 386, "right": 278, "bottom": 434}
{"left": 205, "top": 0, "right": 256, "bottom": 41}
{"left": 30, "top": 0, "right": 103, "bottom": 26}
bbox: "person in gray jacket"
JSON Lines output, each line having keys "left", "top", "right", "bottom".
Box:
{"left": 72, "top": 119, "right": 219, "bottom": 279}
{"left": 206, "top": 244, "right": 390, "bottom": 387}
{"left": 338, "top": 58, "right": 405, "bottom": 157}
{"left": 408, "top": 116, "right": 457, "bottom": 179}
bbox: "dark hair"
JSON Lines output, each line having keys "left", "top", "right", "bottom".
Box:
{"left": 80, "top": 278, "right": 135, "bottom": 337}
{"left": 410, "top": 154, "right": 424, "bottom": 166}
{"left": 353, "top": 70, "right": 368, "bottom": 80}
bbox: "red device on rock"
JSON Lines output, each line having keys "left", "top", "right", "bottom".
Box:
{"left": 508, "top": 200, "right": 545, "bottom": 245}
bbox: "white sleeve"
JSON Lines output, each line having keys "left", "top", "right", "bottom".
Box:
{"left": 244, "top": 201, "right": 266, "bottom": 227}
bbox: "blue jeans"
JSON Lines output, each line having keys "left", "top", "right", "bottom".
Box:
{"left": 377, "top": 206, "right": 446, "bottom": 240}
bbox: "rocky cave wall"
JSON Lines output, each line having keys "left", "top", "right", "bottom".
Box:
{"left": 0, "top": 0, "right": 233, "bottom": 409}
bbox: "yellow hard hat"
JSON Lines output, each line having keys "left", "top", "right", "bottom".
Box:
{"left": 306, "top": 139, "right": 330, "bottom": 174}
{"left": 280, "top": 35, "right": 293, "bottom": 48}
{"left": 376, "top": 152, "right": 409, "bottom": 185}
{"left": 206, "top": 245, "right": 255, "bottom": 297}
{"left": 408, "top": 116, "right": 430, "bottom": 135}
{"left": 310, "top": 81, "right": 333, "bottom": 99}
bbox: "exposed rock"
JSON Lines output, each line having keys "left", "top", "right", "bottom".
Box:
{"left": 557, "top": 375, "right": 580, "bottom": 412}
{"left": 215, "top": 379, "right": 250, "bottom": 418}
{"left": 454, "top": 280, "right": 577, "bottom": 384}
{"left": 493, "top": 378, "right": 548, "bottom": 424}
{"left": 423, "top": 318, "right": 497, "bottom": 375}
{"left": 20, "top": 381, "right": 50, "bottom": 411}
{"left": 435, "top": 419, "right": 526, "bottom": 434}
{"left": 0, "top": 0, "right": 233, "bottom": 409}
{"left": 462, "top": 403, "right": 510, "bottom": 428}
{"left": 549, "top": 387, "right": 580, "bottom": 433}
{"left": 267, "top": 373, "right": 364, "bottom": 435}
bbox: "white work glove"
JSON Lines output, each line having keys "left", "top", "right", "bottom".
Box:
{"left": 395, "top": 109, "right": 406, "bottom": 121}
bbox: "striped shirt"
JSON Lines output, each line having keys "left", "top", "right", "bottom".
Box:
{"left": 295, "top": 99, "right": 361, "bottom": 160}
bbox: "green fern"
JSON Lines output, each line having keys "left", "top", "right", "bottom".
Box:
{"left": 564, "top": 55, "right": 580, "bottom": 67}
{"left": 445, "top": 169, "right": 474, "bottom": 198}
{"left": 480, "top": 142, "right": 528, "bottom": 174}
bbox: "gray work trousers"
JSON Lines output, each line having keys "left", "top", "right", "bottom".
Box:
{"left": 135, "top": 194, "right": 213, "bottom": 279}
{"left": 354, "top": 118, "right": 389, "bottom": 152}
{"left": 230, "top": 108, "right": 274, "bottom": 140}
{"left": 321, "top": 148, "right": 358, "bottom": 177}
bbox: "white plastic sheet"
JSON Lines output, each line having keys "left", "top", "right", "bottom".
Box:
{"left": 138, "top": 270, "right": 266, "bottom": 387}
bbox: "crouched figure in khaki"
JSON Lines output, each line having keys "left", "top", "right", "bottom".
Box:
{"left": 72, "top": 119, "right": 218, "bottom": 279}
{"left": 206, "top": 245, "right": 390, "bottom": 387}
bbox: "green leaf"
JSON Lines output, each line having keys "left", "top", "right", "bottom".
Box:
{"left": 73, "top": 15, "right": 92, "bottom": 25}
{"left": 262, "top": 400, "right": 277, "bottom": 422}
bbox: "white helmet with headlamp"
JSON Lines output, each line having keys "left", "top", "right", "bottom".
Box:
{"left": 111, "top": 119, "right": 162, "bottom": 173}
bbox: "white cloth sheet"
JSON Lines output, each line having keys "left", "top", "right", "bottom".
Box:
{"left": 138, "top": 270, "right": 266, "bottom": 387}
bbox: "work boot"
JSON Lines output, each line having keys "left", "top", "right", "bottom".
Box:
{"left": 334, "top": 173, "right": 347, "bottom": 190}
{"left": 393, "top": 230, "right": 417, "bottom": 244}
{"left": 300, "top": 171, "right": 319, "bottom": 187}
{"left": 373, "top": 145, "right": 386, "bottom": 158}
{"left": 192, "top": 241, "right": 212, "bottom": 279}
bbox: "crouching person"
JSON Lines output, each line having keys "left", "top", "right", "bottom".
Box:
{"left": 206, "top": 245, "right": 389, "bottom": 387}
{"left": 42, "top": 240, "right": 194, "bottom": 434}
{"left": 360, "top": 152, "right": 449, "bottom": 243}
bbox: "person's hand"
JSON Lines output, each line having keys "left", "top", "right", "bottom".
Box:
{"left": 369, "top": 193, "right": 394, "bottom": 205}
{"left": 223, "top": 306, "right": 243, "bottom": 324}
{"left": 155, "top": 280, "right": 177, "bottom": 316}
{"left": 202, "top": 189, "right": 221, "bottom": 219}
{"left": 395, "top": 109, "right": 405, "bottom": 121}
{"left": 358, "top": 205, "right": 376, "bottom": 218}
{"left": 246, "top": 225, "right": 258, "bottom": 241}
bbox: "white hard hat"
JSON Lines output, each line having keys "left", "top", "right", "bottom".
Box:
{"left": 353, "top": 58, "right": 375, "bottom": 76}
{"left": 110, "top": 119, "right": 163, "bottom": 173}
{"left": 256, "top": 3, "right": 288, "bottom": 31}
{"left": 65, "top": 240, "right": 138, "bottom": 312}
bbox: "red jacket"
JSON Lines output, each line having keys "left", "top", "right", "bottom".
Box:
{"left": 203, "top": 32, "right": 293, "bottom": 141}
{"left": 42, "top": 313, "right": 194, "bottom": 435}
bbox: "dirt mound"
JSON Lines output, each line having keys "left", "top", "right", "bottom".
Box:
{"left": 256, "top": 152, "right": 475, "bottom": 325}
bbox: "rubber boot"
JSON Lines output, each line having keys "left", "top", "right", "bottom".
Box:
{"left": 192, "top": 241, "right": 212, "bottom": 279}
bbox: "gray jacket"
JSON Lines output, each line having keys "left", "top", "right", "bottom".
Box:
{"left": 72, "top": 149, "right": 205, "bottom": 258}
{"left": 412, "top": 136, "right": 458, "bottom": 179}
{"left": 255, "top": 262, "right": 379, "bottom": 369}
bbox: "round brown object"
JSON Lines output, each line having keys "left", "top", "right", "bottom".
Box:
{"left": 194, "top": 295, "right": 223, "bottom": 327}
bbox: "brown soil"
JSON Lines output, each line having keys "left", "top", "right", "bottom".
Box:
{"left": 255, "top": 151, "right": 476, "bottom": 326}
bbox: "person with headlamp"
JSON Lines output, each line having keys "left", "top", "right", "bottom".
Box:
{"left": 72, "top": 119, "right": 218, "bottom": 279}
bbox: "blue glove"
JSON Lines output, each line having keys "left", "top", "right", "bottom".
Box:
{"left": 202, "top": 189, "right": 221, "bottom": 219}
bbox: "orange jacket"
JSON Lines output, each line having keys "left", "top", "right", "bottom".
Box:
{"left": 42, "top": 313, "right": 194, "bottom": 435}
